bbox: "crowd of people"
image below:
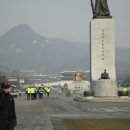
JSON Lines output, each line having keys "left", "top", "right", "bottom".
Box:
{"left": 25, "top": 86, "right": 52, "bottom": 100}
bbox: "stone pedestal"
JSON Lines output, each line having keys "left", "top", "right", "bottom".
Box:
{"left": 69, "top": 81, "right": 90, "bottom": 95}
{"left": 92, "top": 80, "right": 117, "bottom": 97}
{"left": 90, "top": 18, "right": 117, "bottom": 97}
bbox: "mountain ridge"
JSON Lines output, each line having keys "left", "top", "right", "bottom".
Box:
{"left": 0, "top": 24, "right": 129, "bottom": 75}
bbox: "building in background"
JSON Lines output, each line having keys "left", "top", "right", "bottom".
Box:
{"left": 59, "top": 70, "right": 90, "bottom": 81}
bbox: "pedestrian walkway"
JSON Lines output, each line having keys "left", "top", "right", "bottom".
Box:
{"left": 15, "top": 114, "right": 53, "bottom": 130}
{"left": 14, "top": 94, "right": 130, "bottom": 130}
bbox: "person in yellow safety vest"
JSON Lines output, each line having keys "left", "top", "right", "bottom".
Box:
{"left": 46, "top": 87, "right": 51, "bottom": 97}
{"left": 123, "top": 87, "right": 129, "bottom": 94}
{"left": 30, "top": 86, "right": 35, "bottom": 100}
{"left": 123, "top": 87, "right": 128, "bottom": 92}
{"left": 26, "top": 87, "right": 31, "bottom": 100}
{"left": 33, "top": 87, "right": 37, "bottom": 100}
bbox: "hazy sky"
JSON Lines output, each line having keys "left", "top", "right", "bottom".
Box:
{"left": 0, "top": 0, "right": 130, "bottom": 48}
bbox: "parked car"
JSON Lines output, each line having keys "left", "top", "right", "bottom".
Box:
{"left": 10, "top": 87, "right": 21, "bottom": 98}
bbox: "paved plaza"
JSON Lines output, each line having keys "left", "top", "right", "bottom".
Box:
{"left": 15, "top": 93, "right": 130, "bottom": 130}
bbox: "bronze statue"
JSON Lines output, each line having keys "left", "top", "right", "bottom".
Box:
{"left": 74, "top": 71, "right": 83, "bottom": 81}
{"left": 99, "top": 69, "right": 110, "bottom": 80}
{"left": 91, "top": 0, "right": 111, "bottom": 18}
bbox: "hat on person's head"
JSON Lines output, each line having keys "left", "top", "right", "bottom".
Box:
{"left": 1, "top": 83, "right": 11, "bottom": 89}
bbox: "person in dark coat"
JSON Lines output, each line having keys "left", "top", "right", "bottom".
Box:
{"left": 0, "top": 83, "right": 17, "bottom": 130}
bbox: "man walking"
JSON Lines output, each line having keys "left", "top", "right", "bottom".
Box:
{"left": 26, "top": 87, "right": 31, "bottom": 100}
{"left": 46, "top": 87, "right": 51, "bottom": 97}
{"left": 0, "top": 83, "right": 17, "bottom": 130}
{"left": 38, "top": 87, "right": 44, "bottom": 99}
{"left": 30, "top": 86, "right": 35, "bottom": 100}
